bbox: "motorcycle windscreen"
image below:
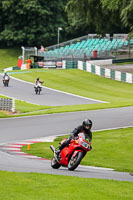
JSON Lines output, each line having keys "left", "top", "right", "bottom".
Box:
{"left": 78, "top": 132, "right": 85, "bottom": 139}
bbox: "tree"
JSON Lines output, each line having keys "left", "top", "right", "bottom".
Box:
{"left": 66, "top": 0, "right": 130, "bottom": 35}
{"left": 0, "top": 1, "right": 4, "bottom": 34}
{"left": 101, "top": 0, "right": 133, "bottom": 31}
{"left": 0, "top": 0, "right": 67, "bottom": 47}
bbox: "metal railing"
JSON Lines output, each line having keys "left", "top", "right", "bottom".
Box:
{"left": 36, "top": 33, "right": 133, "bottom": 62}
{"left": 44, "top": 33, "right": 129, "bottom": 51}
{"left": 45, "top": 34, "right": 99, "bottom": 51}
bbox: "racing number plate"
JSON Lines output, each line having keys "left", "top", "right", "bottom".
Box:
{"left": 82, "top": 141, "right": 89, "bottom": 148}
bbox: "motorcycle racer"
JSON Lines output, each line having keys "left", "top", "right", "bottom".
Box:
{"left": 34, "top": 77, "right": 43, "bottom": 88}
{"left": 3, "top": 72, "right": 10, "bottom": 86}
{"left": 35, "top": 77, "right": 43, "bottom": 85}
{"left": 3, "top": 72, "right": 10, "bottom": 81}
{"left": 55, "top": 119, "right": 92, "bottom": 156}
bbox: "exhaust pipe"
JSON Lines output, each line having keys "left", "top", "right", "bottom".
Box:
{"left": 50, "top": 145, "right": 55, "bottom": 152}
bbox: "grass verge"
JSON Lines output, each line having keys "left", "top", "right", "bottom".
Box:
{"left": 0, "top": 171, "right": 132, "bottom": 200}
{"left": 0, "top": 48, "right": 21, "bottom": 71}
{"left": 113, "top": 62, "right": 133, "bottom": 65}
{"left": 15, "top": 99, "right": 51, "bottom": 113}
{"left": 0, "top": 95, "right": 51, "bottom": 118}
{"left": 22, "top": 127, "right": 133, "bottom": 173}
{"left": 1, "top": 68, "right": 133, "bottom": 117}
{"left": 11, "top": 69, "right": 133, "bottom": 109}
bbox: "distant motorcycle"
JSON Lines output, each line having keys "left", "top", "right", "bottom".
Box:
{"left": 3, "top": 79, "right": 10, "bottom": 87}
{"left": 50, "top": 133, "right": 92, "bottom": 171}
{"left": 34, "top": 83, "right": 42, "bottom": 95}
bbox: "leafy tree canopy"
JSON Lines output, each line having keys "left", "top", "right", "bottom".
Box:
{"left": 0, "top": 0, "right": 133, "bottom": 47}
{"left": 101, "top": 0, "right": 133, "bottom": 30}
{"left": 66, "top": 0, "right": 132, "bottom": 36}
{"left": 0, "top": 0, "right": 67, "bottom": 47}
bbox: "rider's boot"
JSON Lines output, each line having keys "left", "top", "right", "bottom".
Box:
{"left": 55, "top": 149, "right": 61, "bottom": 156}
{"left": 54, "top": 149, "right": 61, "bottom": 160}
{"left": 55, "top": 137, "right": 71, "bottom": 158}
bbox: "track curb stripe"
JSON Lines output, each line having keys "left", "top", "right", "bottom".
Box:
{"left": 0, "top": 140, "right": 50, "bottom": 160}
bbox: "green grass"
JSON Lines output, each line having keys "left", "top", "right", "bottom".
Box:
{"left": 22, "top": 127, "right": 133, "bottom": 173}
{"left": 0, "top": 171, "right": 132, "bottom": 200}
{"left": 11, "top": 69, "right": 133, "bottom": 110}
{"left": 0, "top": 111, "right": 8, "bottom": 118}
{"left": 0, "top": 95, "right": 51, "bottom": 118}
{"left": 15, "top": 99, "right": 51, "bottom": 113}
{"left": 1, "top": 67, "right": 133, "bottom": 117}
{"left": 1, "top": 68, "right": 133, "bottom": 117}
{"left": 113, "top": 62, "right": 133, "bottom": 65}
{"left": 0, "top": 48, "right": 21, "bottom": 71}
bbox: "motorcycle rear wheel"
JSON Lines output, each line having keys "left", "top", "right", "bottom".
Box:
{"left": 51, "top": 156, "right": 61, "bottom": 169}
{"left": 35, "top": 89, "right": 38, "bottom": 94}
{"left": 68, "top": 151, "right": 83, "bottom": 171}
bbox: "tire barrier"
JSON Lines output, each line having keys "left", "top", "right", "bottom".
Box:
{"left": 0, "top": 98, "right": 15, "bottom": 112}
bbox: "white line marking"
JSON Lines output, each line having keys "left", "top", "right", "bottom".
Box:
{"left": 79, "top": 165, "right": 114, "bottom": 171}
{"left": 7, "top": 151, "right": 23, "bottom": 154}
{"left": 10, "top": 75, "right": 109, "bottom": 103}
{"left": 23, "top": 136, "right": 57, "bottom": 142}
{"left": 1, "top": 125, "right": 133, "bottom": 171}
{"left": 27, "top": 125, "right": 133, "bottom": 143}
{"left": 93, "top": 125, "right": 133, "bottom": 132}
{"left": 19, "top": 155, "right": 41, "bottom": 159}
{"left": 0, "top": 106, "right": 116, "bottom": 120}
{"left": 0, "top": 93, "right": 40, "bottom": 106}
{"left": 1, "top": 148, "right": 21, "bottom": 151}
{"left": 4, "top": 145, "right": 22, "bottom": 147}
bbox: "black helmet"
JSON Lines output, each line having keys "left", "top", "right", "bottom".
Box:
{"left": 82, "top": 119, "right": 92, "bottom": 129}
{"left": 37, "top": 77, "right": 39, "bottom": 81}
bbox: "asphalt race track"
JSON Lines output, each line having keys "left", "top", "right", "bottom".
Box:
{"left": 0, "top": 76, "right": 133, "bottom": 182}
{"left": 1, "top": 107, "right": 133, "bottom": 143}
{"left": 0, "top": 151, "right": 133, "bottom": 182}
{"left": 0, "top": 74, "right": 104, "bottom": 106}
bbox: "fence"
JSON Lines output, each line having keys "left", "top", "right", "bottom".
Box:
{"left": 80, "top": 61, "right": 133, "bottom": 84}
{"left": 38, "top": 35, "right": 132, "bottom": 62}
{"left": 62, "top": 60, "right": 133, "bottom": 84}
{"left": 0, "top": 98, "right": 15, "bottom": 112}
{"left": 44, "top": 33, "right": 128, "bottom": 51}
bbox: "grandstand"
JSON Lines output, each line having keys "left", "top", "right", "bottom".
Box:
{"left": 38, "top": 34, "right": 133, "bottom": 61}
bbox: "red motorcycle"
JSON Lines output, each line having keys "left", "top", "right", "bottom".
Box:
{"left": 50, "top": 133, "right": 92, "bottom": 171}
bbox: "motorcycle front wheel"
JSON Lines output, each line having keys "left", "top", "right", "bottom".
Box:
{"left": 51, "top": 156, "right": 61, "bottom": 169}
{"left": 68, "top": 151, "right": 83, "bottom": 171}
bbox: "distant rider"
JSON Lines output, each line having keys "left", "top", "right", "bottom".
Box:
{"left": 35, "top": 78, "right": 43, "bottom": 85}
{"left": 3, "top": 72, "right": 10, "bottom": 81}
{"left": 34, "top": 77, "right": 43, "bottom": 90}
{"left": 35, "top": 77, "right": 43, "bottom": 85}
{"left": 55, "top": 119, "right": 92, "bottom": 156}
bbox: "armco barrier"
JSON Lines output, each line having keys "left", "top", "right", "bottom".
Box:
{"left": 76, "top": 60, "right": 133, "bottom": 84}
{"left": 61, "top": 60, "right": 133, "bottom": 84}
{"left": 66, "top": 61, "right": 78, "bottom": 69}
{"left": 0, "top": 98, "right": 15, "bottom": 112}
{"left": 112, "top": 58, "right": 133, "bottom": 64}
{"left": 4, "top": 65, "right": 27, "bottom": 72}
{"left": 100, "top": 68, "right": 105, "bottom": 77}
{"left": 6, "top": 59, "right": 132, "bottom": 84}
